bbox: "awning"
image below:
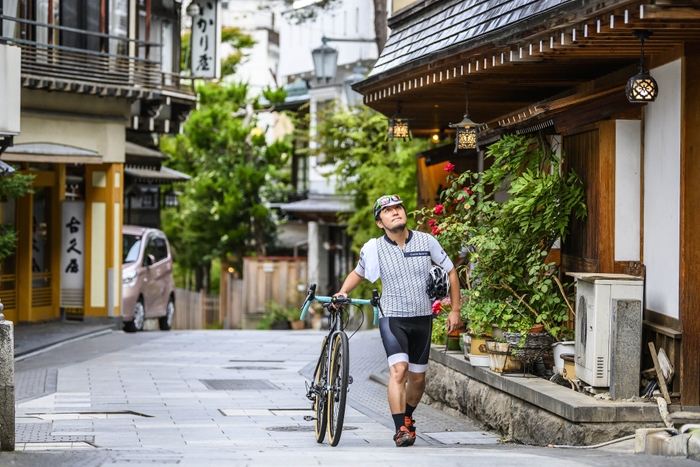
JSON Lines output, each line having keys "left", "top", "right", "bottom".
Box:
{"left": 1, "top": 142, "right": 102, "bottom": 164}
{"left": 125, "top": 141, "right": 170, "bottom": 160}
{"left": 124, "top": 165, "right": 191, "bottom": 184}
{"left": 278, "top": 195, "right": 353, "bottom": 224}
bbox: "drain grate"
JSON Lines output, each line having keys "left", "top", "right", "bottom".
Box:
{"left": 266, "top": 425, "right": 360, "bottom": 432}
{"left": 224, "top": 366, "right": 284, "bottom": 371}
{"left": 200, "top": 379, "right": 278, "bottom": 391}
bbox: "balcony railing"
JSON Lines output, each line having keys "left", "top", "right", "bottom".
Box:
{"left": 0, "top": 15, "right": 192, "bottom": 96}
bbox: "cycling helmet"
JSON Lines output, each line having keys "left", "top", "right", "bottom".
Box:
{"left": 426, "top": 265, "right": 450, "bottom": 301}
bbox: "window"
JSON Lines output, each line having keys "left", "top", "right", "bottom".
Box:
{"left": 154, "top": 237, "right": 168, "bottom": 262}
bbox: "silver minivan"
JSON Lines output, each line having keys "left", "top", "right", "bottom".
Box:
{"left": 122, "top": 225, "right": 175, "bottom": 332}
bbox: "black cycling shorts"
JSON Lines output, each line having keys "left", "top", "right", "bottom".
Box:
{"left": 378, "top": 315, "right": 433, "bottom": 373}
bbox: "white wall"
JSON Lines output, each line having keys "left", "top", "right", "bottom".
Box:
{"left": 615, "top": 120, "right": 641, "bottom": 261}
{"left": 278, "top": 0, "right": 377, "bottom": 80}
{"left": 643, "top": 59, "right": 682, "bottom": 318}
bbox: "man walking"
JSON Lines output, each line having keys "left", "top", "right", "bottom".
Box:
{"left": 333, "top": 194, "right": 461, "bottom": 447}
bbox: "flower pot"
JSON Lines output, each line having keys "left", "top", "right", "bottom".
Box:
{"left": 446, "top": 329, "right": 465, "bottom": 351}
{"left": 529, "top": 324, "right": 544, "bottom": 334}
{"left": 551, "top": 341, "right": 575, "bottom": 373}
{"left": 466, "top": 335, "right": 489, "bottom": 356}
{"left": 561, "top": 353, "right": 576, "bottom": 379}
{"left": 485, "top": 341, "right": 523, "bottom": 373}
{"left": 289, "top": 319, "right": 305, "bottom": 330}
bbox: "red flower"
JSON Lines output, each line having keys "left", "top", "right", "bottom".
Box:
{"left": 463, "top": 187, "right": 473, "bottom": 195}
{"left": 433, "top": 204, "right": 444, "bottom": 215}
{"left": 432, "top": 300, "right": 442, "bottom": 315}
{"left": 431, "top": 225, "right": 442, "bottom": 235}
{"left": 428, "top": 219, "right": 436, "bottom": 227}
{"left": 444, "top": 163, "right": 455, "bottom": 172}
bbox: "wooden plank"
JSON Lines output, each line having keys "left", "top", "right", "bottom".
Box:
{"left": 641, "top": 5, "right": 700, "bottom": 20}
{"left": 598, "top": 121, "right": 616, "bottom": 274}
{"left": 680, "top": 43, "right": 700, "bottom": 406}
{"left": 649, "top": 341, "right": 672, "bottom": 404}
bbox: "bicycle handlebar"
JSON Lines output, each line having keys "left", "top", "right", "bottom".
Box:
{"left": 300, "top": 283, "right": 380, "bottom": 326}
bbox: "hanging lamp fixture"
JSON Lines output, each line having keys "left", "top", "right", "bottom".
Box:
{"left": 626, "top": 30, "right": 659, "bottom": 103}
{"left": 449, "top": 84, "right": 481, "bottom": 153}
{"left": 387, "top": 102, "right": 412, "bottom": 140}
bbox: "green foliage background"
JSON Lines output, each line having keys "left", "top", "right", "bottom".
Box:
{"left": 309, "top": 102, "right": 429, "bottom": 301}
{"left": 0, "top": 172, "right": 34, "bottom": 260}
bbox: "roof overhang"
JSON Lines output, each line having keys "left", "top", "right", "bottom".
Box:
{"left": 124, "top": 165, "right": 191, "bottom": 184}
{"left": 1, "top": 142, "right": 102, "bottom": 164}
{"left": 278, "top": 195, "right": 354, "bottom": 224}
{"left": 355, "top": 0, "right": 700, "bottom": 137}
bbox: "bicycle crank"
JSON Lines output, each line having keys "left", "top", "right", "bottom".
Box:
{"left": 303, "top": 415, "right": 317, "bottom": 421}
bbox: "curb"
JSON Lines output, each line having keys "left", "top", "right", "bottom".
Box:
{"left": 14, "top": 327, "right": 114, "bottom": 362}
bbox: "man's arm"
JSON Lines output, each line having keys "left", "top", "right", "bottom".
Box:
{"left": 335, "top": 270, "right": 364, "bottom": 299}
{"left": 447, "top": 268, "right": 462, "bottom": 333}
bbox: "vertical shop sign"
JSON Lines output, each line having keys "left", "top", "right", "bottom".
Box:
{"left": 190, "top": 0, "right": 221, "bottom": 79}
{"left": 60, "top": 202, "right": 85, "bottom": 308}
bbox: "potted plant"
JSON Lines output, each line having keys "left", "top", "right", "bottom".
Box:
{"left": 419, "top": 134, "right": 586, "bottom": 348}
{"left": 258, "top": 301, "right": 301, "bottom": 330}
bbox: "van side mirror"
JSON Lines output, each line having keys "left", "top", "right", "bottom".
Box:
{"left": 145, "top": 254, "right": 155, "bottom": 267}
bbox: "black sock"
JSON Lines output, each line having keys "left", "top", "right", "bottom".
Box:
{"left": 405, "top": 403, "right": 416, "bottom": 419}
{"left": 392, "top": 413, "right": 405, "bottom": 431}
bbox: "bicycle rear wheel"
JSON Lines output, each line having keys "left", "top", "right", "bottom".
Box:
{"left": 327, "top": 332, "right": 349, "bottom": 446}
{"left": 313, "top": 338, "right": 328, "bottom": 443}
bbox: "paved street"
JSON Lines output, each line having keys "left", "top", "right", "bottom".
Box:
{"left": 1, "top": 327, "right": 697, "bottom": 466}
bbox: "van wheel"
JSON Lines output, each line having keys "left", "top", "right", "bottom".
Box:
{"left": 159, "top": 298, "right": 175, "bottom": 331}
{"left": 124, "top": 300, "right": 145, "bottom": 333}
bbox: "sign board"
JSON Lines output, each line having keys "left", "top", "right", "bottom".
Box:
{"left": 0, "top": 43, "right": 21, "bottom": 136}
{"left": 60, "top": 202, "right": 85, "bottom": 308}
{"left": 190, "top": 0, "right": 221, "bottom": 79}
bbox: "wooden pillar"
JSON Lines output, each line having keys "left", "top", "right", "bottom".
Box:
{"left": 597, "top": 121, "right": 616, "bottom": 274}
{"left": 679, "top": 44, "right": 700, "bottom": 407}
{"left": 50, "top": 164, "right": 66, "bottom": 319}
{"left": 15, "top": 187, "right": 32, "bottom": 322}
{"left": 84, "top": 164, "right": 124, "bottom": 318}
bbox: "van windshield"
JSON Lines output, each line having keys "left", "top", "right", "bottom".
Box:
{"left": 123, "top": 234, "right": 142, "bottom": 264}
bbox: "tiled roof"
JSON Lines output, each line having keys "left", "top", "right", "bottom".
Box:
{"left": 370, "top": 0, "right": 574, "bottom": 78}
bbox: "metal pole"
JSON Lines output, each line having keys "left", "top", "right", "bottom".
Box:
{"left": 0, "top": 299, "right": 15, "bottom": 451}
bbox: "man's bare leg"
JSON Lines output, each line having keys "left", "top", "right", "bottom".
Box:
{"left": 405, "top": 371, "right": 425, "bottom": 407}
{"left": 388, "top": 362, "right": 408, "bottom": 413}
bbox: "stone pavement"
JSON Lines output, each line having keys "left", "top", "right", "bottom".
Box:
{"left": 2, "top": 327, "right": 698, "bottom": 466}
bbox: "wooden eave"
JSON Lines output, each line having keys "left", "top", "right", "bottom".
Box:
{"left": 356, "top": 0, "right": 700, "bottom": 137}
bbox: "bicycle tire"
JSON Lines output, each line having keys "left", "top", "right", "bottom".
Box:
{"left": 327, "top": 332, "right": 349, "bottom": 446}
{"left": 314, "top": 338, "right": 328, "bottom": 443}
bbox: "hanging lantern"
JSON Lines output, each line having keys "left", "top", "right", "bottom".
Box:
{"left": 449, "top": 84, "right": 481, "bottom": 152}
{"left": 387, "top": 102, "right": 412, "bottom": 140}
{"left": 626, "top": 30, "right": 659, "bottom": 103}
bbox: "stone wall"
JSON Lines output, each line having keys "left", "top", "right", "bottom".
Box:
{"left": 423, "top": 359, "right": 661, "bottom": 446}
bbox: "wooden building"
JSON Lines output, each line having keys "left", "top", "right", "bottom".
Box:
{"left": 0, "top": 1, "right": 195, "bottom": 324}
{"left": 355, "top": 0, "right": 700, "bottom": 407}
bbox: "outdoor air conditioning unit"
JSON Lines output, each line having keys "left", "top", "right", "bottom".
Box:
{"left": 569, "top": 273, "right": 644, "bottom": 387}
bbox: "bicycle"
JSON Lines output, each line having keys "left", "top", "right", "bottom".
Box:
{"left": 300, "top": 283, "right": 381, "bottom": 446}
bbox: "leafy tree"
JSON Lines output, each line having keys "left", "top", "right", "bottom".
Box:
{"left": 0, "top": 172, "right": 34, "bottom": 259}
{"left": 161, "top": 81, "right": 292, "bottom": 291}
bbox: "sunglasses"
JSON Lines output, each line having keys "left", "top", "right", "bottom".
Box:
{"left": 374, "top": 195, "right": 401, "bottom": 210}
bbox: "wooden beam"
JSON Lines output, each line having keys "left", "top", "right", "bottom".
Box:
{"left": 641, "top": 4, "right": 700, "bottom": 21}
{"left": 598, "top": 120, "right": 616, "bottom": 274}
{"left": 680, "top": 43, "right": 700, "bottom": 407}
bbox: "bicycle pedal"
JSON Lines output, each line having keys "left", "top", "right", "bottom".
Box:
{"left": 303, "top": 415, "right": 316, "bottom": 422}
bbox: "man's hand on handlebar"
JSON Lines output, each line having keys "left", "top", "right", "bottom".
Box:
{"left": 331, "top": 292, "right": 349, "bottom": 309}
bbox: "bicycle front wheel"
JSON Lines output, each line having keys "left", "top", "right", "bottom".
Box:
{"left": 327, "top": 332, "right": 349, "bottom": 446}
{"left": 314, "top": 337, "right": 328, "bottom": 443}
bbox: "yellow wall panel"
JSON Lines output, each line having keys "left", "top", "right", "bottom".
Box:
{"left": 90, "top": 202, "right": 106, "bottom": 308}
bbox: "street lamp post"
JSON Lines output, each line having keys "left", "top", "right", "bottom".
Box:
{"left": 311, "top": 36, "right": 375, "bottom": 102}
